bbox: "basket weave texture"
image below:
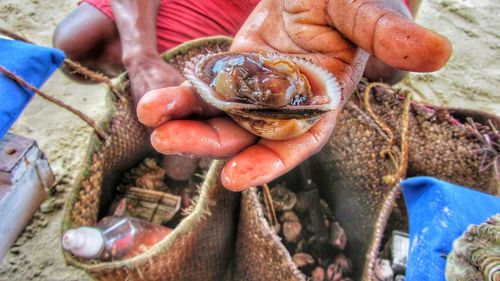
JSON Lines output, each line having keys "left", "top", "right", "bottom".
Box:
{"left": 234, "top": 82, "right": 499, "bottom": 281}
{"left": 61, "top": 37, "right": 237, "bottom": 281}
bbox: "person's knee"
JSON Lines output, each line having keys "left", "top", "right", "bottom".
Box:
{"left": 53, "top": 3, "right": 122, "bottom": 78}
{"left": 53, "top": 3, "right": 112, "bottom": 61}
{"left": 53, "top": 20, "right": 83, "bottom": 61}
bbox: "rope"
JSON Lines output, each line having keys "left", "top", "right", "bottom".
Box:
{"left": 362, "top": 82, "right": 413, "bottom": 184}
{"left": 0, "top": 28, "right": 128, "bottom": 103}
{"left": 364, "top": 183, "right": 403, "bottom": 280}
{"left": 0, "top": 27, "right": 34, "bottom": 44}
{"left": 363, "top": 82, "right": 397, "bottom": 161}
{"left": 0, "top": 65, "right": 108, "bottom": 140}
{"left": 0, "top": 27, "right": 136, "bottom": 140}
{"left": 383, "top": 92, "right": 413, "bottom": 185}
{"left": 262, "top": 183, "right": 278, "bottom": 227}
{"left": 63, "top": 59, "right": 127, "bottom": 103}
{"left": 361, "top": 82, "right": 413, "bottom": 280}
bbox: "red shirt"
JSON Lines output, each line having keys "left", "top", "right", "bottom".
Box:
{"left": 82, "top": 0, "right": 412, "bottom": 53}
{"left": 82, "top": 0, "right": 259, "bottom": 53}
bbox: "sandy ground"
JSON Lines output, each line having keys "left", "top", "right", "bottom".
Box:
{"left": 0, "top": 1, "right": 105, "bottom": 280}
{"left": 0, "top": 0, "right": 498, "bottom": 280}
{"left": 400, "top": 0, "right": 500, "bottom": 114}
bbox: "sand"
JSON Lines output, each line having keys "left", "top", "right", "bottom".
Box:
{"left": 400, "top": 0, "right": 500, "bottom": 114}
{"left": 0, "top": 0, "right": 498, "bottom": 280}
{"left": 0, "top": 1, "right": 105, "bottom": 280}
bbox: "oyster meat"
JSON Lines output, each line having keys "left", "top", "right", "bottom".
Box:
{"left": 184, "top": 52, "right": 341, "bottom": 140}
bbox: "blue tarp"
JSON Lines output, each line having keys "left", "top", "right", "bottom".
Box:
{"left": 0, "top": 38, "right": 65, "bottom": 139}
{"left": 401, "top": 176, "right": 500, "bottom": 280}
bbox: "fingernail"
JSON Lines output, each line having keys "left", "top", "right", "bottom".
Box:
{"left": 150, "top": 129, "right": 174, "bottom": 155}
{"left": 137, "top": 89, "right": 172, "bottom": 127}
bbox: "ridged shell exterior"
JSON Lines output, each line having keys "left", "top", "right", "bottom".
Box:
{"left": 184, "top": 52, "right": 342, "bottom": 140}
{"left": 446, "top": 214, "right": 500, "bottom": 281}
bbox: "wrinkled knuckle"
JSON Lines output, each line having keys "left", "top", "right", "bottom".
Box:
{"left": 283, "top": 0, "right": 312, "bottom": 14}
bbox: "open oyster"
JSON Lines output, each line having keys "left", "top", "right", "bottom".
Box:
{"left": 184, "top": 52, "right": 341, "bottom": 140}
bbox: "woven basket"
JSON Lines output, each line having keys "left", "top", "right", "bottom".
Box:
{"left": 61, "top": 37, "right": 237, "bottom": 281}
{"left": 234, "top": 82, "right": 499, "bottom": 280}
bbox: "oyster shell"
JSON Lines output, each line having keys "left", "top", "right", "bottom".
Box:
{"left": 184, "top": 52, "right": 341, "bottom": 140}
{"left": 446, "top": 214, "right": 500, "bottom": 281}
{"left": 270, "top": 184, "right": 297, "bottom": 211}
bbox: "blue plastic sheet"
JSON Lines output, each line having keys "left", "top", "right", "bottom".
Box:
{"left": 0, "top": 38, "right": 65, "bottom": 139}
{"left": 401, "top": 176, "right": 500, "bottom": 281}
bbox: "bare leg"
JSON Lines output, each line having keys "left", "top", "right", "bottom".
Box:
{"left": 53, "top": 2, "right": 124, "bottom": 80}
{"left": 362, "top": 0, "right": 423, "bottom": 84}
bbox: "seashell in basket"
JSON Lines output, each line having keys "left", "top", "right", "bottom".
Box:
{"left": 184, "top": 52, "right": 342, "bottom": 140}
{"left": 446, "top": 214, "right": 500, "bottom": 281}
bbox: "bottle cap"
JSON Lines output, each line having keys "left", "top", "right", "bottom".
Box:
{"left": 62, "top": 227, "right": 104, "bottom": 258}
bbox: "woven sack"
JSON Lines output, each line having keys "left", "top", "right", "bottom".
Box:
{"left": 61, "top": 37, "right": 237, "bottom": 281}
{"left": 234, "top": 82, "right": 499, "bottom": 280}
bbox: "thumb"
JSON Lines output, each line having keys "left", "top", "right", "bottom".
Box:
{"left": 327, "top": 0, "right": 452, "bottom": 72}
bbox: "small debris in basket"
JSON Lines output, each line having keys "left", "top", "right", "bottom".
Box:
{"left": 118, "top": 157, "right": 171, "bottom": 192}
{"left": 334, "top": 253, "right": 352, "bottom": 276}
{"left": 311, "top": 266, "right": 325, "bottom": 281}
{"left": 329, "top": 222, "right": 347, "bottom": 251}
{"left": 109, "top": 156, "right": 210, "bottom": 228}
{"left": 366, "top": 229, "right": 410, "bottom": 281}
{"left": 260, "top": 183, "right": 353, "bottom": 280}
{"left": 374, "top": 259, "right": 394, "bottom": 281}
{"left": 394, "top": 275, "right": 405, "bottom": 281}
{"left": 374, "top": 230, "right": 409, "bottom": 280}
{"left": 390, "top": 231, "right": 409, "bottom": 275}
{"left": 270, "top": 185, "right": 297, "bottom": 211}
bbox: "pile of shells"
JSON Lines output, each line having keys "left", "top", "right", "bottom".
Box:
{"left": 117, "top": 158, "right": 171, "bottom": 192}
{"left": 261, "top": 184, "right": 353, "bottom": 281}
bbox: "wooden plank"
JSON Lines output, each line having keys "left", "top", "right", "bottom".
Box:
{"left": 0, "top": 133, "right": 37, "bottom": 185}
{"left": 0, "top": 133, "right": 52, "bottom": 260}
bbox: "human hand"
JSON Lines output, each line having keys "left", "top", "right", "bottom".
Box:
{"left": 125, "top": 52, "right": 184, "bottom": 106}
{"left": 137, "top": 0, "right": 452, "bottom": 191}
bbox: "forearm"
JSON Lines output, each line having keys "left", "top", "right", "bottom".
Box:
{"left": 110, "top": 0, "right": 161, "bottom": 68}
{"left": 110, "top": 0, "right": 183, "bottom": 105}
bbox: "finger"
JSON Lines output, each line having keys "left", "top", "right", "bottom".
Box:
{"left": 221, "top": 111, "right": 337, "bottom": 191}
{"left": 235, "top": 0, "right": 368, "bottom": 98}
{"left": 327, "top": 0, "right": 452, "bottom": 72}
{"left": 151, "top": 117, "right": 258, "bottom": 158}
{"left": 230, "top": 0, "right": 303, "bottom": 54}
{"left": 137, "top": 83, "right": 221, "bottom": 128}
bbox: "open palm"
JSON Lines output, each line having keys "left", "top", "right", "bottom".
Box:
{"left": 137, "top": 0, "right": 451, "bottom": 191}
